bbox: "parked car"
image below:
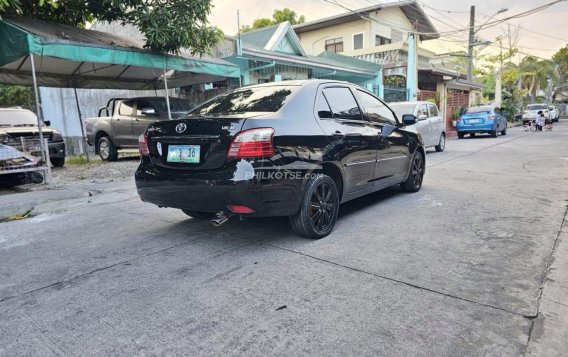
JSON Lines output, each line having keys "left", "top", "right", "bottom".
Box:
{"left": 522, "top": 104, "right": 550, "bottom": 125}
{"left": 548, "top": 105, "right": 559, "bottom": 122}
{"left": 86, "top": 97, "right": 195, "bottom": 161}
{"left": 0, "top": 108, "right": 65, "bottom": 167}
{"left": 389, "top": 101, "right": 446, "bottom": 152}
{"left": 135, "top": 80, "right": 425, "bottom": 239}
{"left": 456, "top": 105, "right": 507, "bottom": 138}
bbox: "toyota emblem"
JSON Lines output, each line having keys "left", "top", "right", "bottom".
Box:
{"left": 175, "top": 123, "right": 187, "bottom": 134}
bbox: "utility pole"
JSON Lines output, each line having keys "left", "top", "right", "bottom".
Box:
{"left": 467, "top": 5, "right": 475, "bottom": 81}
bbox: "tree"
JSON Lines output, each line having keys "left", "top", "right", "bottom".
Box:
{"left": 0, "top": 0, "right": 223, "bottom": 54}
{"left": 272, "top": 8, "right": 305, "bottom": 25}
{"left": 0, "top": 84, "right": 34, "bottom": 108}
{"left": 552, "top": 45, "right": 568, "bottom": 80}
{"left": 241, "top": 8, "right": 305, "bottom": 32}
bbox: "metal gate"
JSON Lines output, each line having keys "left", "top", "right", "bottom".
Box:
{"left": 383, "top": 85, "right": 408, "bottom": 102}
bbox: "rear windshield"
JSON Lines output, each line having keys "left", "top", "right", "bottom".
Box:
{"left": 190, "top": 86, "right": 297, "bottom": 115}
{"left": 0, "top": 110, "right": 39, "bottom": 127}
{"left": 389, "top": 104, "right": 415, "bottom": 119}
{"left": 527, "top": 104, "right": 547, "bottom": 110}
{"left": 465, "top": 106, "right": 492, "bottom": 114}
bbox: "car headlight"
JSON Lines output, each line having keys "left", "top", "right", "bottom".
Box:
{"left": 51, "top": 131, "right": 63, "bottom": 142}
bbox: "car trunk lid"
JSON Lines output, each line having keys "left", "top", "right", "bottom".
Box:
{"left": 146, "top": 113, "right": 265, "bottom": 170}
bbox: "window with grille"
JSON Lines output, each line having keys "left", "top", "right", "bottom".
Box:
{"left": 325, "top": 38, "right": 344, "bottom": 53}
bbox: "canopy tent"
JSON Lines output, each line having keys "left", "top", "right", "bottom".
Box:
{"left": 0, "top": 17, "right": 240, "bottom": 161}
{"left": 0, "top": 17, "right": 240, "bottom": 89}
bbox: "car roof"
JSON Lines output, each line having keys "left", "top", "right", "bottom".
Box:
{"left": 241, "top": 79, "right": 352, "bottom": 90}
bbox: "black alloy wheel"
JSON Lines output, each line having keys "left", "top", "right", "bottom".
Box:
{"left": 290, "top": 175, "right": 339, "bottom": 239}
{"left": 401, "top": 152, "right": 425, "bottom": 193}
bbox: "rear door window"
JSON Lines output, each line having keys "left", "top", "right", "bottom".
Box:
{"left": 322, "top": 87, "right": 362, "bottom": 121}
{"left": 119, "top": 101, "right": 135, "bottom": 116}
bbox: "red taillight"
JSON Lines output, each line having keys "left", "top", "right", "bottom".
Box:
{"left": 456, "top": 118, "right": 462, "bottom": 122}
{"left": 138, "top": 134, "right": 149, "bottom": 156}
{"left": 227, "top": 128, "right": 274, "bottom": 158}
{"left": 487, "top": 115, "right": 496, "bottom": 120}
{"left": 227, "top": 205, "right": 255, "bottom": 214}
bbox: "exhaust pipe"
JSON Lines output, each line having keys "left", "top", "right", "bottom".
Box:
{"left": 211, "top": 212, "right": 230, "bottom": 227}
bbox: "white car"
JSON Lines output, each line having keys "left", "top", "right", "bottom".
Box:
{"left": 522, "top": 104, "right": 550, "bottom": 125}
{"left": 548, "top": 105, "right": 559, "bottom": 122}
{"left": 389, "top": 101, "right": 446, "bottom": 152}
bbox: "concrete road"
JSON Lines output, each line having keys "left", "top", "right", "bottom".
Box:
{"left": 1, "top": 122, "right": 567, "bottom": 356}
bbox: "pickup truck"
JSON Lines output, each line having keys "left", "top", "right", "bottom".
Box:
{"left": 86, "top": 97, "right": 194, "bottom": 161}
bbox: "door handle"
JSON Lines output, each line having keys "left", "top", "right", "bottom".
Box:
{"left": 333, "top": 131, "right": 345, "bottom": 139}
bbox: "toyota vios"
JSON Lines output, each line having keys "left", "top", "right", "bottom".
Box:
{"left": 456, "top": 105, "right": 507, "bottom": 138}
{"left": 135, "top": 80, "right": 425, "bottom": 238}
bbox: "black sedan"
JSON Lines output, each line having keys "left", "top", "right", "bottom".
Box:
{"left": 135, "top": 80, "right": 425, "bottom": 238}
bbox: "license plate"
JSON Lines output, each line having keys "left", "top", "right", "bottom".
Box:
{"left": 467, "top": 119, "right": 480, "bottom": 124}
{"left": 167, "top": 145, "right": 200, "bottom": 163}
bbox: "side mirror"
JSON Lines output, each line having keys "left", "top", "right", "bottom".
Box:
{"left": 43, "top": 120, "right": 51, "bottom": 126}
{"left": 318, "top": 110, "right": 333, "bottom": 119}
{"left": 402, "top": 114, "right": 417, "bottom": 126}
{"left": 140, "top": 108, "right": 157, "bottom": 115}
{"left": 381, "top": 123, "right": 397, "bottom": 137}
{"left": 417, "top": 114, "right": 428, "bottom": 121}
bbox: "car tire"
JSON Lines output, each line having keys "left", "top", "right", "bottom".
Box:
{"left": 401, "top": 151, "right": 424, "bottom": 193}
{"left": 435, "top": 133, "right": 445, "bottom": 152}
{"left": 51, "top": 157, "right": 65, "bottom": 167}
{"left": 181, "top": 210, "right": 217, "bottom": 219}
{"left": 491, "top": 128, "right": 498, "bottom": 138}
{"left": 289, "top": 174, "right": 339, "bottom": 239}
{"left": 458, "top": 132, "right": 464, "bottom": 139}
{"left": 97, "top": 136, "right": 118, "bottom": 161}
{"left": 501, "top": 125, "right": 507, "bottom": 136}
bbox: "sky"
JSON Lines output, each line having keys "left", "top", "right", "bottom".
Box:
{"left": 209, "top": 0, "right": 568, "bottom": 61}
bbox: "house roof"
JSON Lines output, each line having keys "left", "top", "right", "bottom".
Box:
{"left": 239, "top": 22, "right": 307, "bottom": 57}
{"left": 293, "top": 0, "right": 439, "bottom": 41}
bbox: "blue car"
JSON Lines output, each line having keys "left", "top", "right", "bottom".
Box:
{"left": 456, "top": 105, "right": 507, "bottom": 138}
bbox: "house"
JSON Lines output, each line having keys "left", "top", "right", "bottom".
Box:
{"left": 293, "top": 0, "right": 483, "bottom": 132}
{"left": 215, "top": 21, "right": 382, "bottom": 93}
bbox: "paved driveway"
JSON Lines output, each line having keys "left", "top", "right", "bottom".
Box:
{"left": 1, "top": 122, "right": 567, "bottom": 356}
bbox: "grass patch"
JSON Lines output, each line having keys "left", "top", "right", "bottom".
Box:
{"left": 65, "top": 155, "right": 101, "bottom": 166}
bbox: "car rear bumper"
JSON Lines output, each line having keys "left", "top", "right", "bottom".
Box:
{"left": 134, "top": 158, "right": 303, "bottom": 217}
{"left": 456, "top": 123, "right": 495, "bottom": 133}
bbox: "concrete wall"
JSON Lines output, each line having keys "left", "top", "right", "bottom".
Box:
{"left": 39, "top": 87, "right": 174, "bottom": 155}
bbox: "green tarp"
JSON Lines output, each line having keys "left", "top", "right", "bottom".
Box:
{"left": 0, "top": 18, "right": 240, "bottom": 89}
